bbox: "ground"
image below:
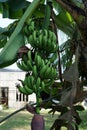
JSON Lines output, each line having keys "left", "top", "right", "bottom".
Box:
{"left": 0, "top": 108, "right": 87, "bottom": 130}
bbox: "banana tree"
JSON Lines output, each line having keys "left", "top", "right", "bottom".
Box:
{"left": 0, "top": 0, "right": 87, "bottom": 130}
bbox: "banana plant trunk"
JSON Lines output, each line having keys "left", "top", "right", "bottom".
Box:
{"left": 31, "top": 114, "right": 45, "bottom": 130}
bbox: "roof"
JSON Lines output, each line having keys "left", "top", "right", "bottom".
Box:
{"left": 0, "top": 68, "right": 23, "bottom": 72}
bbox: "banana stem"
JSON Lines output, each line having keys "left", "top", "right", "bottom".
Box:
{"left": 36, "top": 92, "right": 41, "bottom": 114}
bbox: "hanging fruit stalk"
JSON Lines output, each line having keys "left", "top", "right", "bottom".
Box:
{"left": 16, "top": 16, "right": 58, "bottom": 130}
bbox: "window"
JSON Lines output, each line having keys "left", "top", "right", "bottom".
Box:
{"left": 16, "top": 89, "right": 29, "bottom": 102}
{"left": 0, "top": 87, "right": 8, "bottom": 105}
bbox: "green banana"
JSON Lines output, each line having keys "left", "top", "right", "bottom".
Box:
{"left": 44, "top": 66, "right": 51, "bottom": 79}
{"left": 21, "top": 60, "right": 30, "bottom": 71}
{"left": 27, "top": 50, "right": 33, "bottom": 64}
{"left": 27, "top": 76, "right": 32, "bottom": 88}
{"left": 41, "top": 81, "right": 45, "bottom": 90}
{"left": 47, "top": 67, "right": 57, "bottom": 79}
{"left": 28, "top": 34, "right": 33, "bottom": 43}
{"left": 48, "top": 31, "right": 57, "bottom": 48}
{"left": 52, "top": 44, "right": 58, "bottom": 53}
{"left": 46, "top": 60, "right": 51, "bottom": 66}
{"left": 17, "top": 61, "right": 22, "bottom": 70}
{"left": 32, "top": 30, "right": 37, "bottom": 43}
{"left": 44, "top": 59, "right": 48, "bottom": 63}
{"left": 30, "top": 76, "right": 35, "bottom": 88}
{"left": 47, "top": 31, "right": 57, "bottom": 53}
{"left": 17, "top": 61, "right": 28, "bottom": 71}
{"left": 50, "top": 44, "right": 57, "bottom": 53}
{"left": 27, "top": 24, "right": 31, "bottom": 32}
{"left": 40, "top": 65, "right": 47, "bottom": 79}
{"left": 28, "top": 35, "right": 36, "bottom": 48}
{"left": 22, "top": 54, "right": 28, "bottom": 64}
{"left": 17, "top": 59, "right": 32, "bottom": 71}
{"left": 38, "top": 34, "right": 43, "bottom": 49}
{"left": 33, "top": 84, "right": 37, "bottom": 93}
{"left": 48, "top": 30, "right": 53, "bottom": 39}
{"left": 24, "top": 85, "right": 33, "bottom": 94}
{"left": 42, "top": 35, "right": 47, "bottom": 50}
{"left": 28, "top": 21, "right": 34, "bottom": 32}
{"left": 36, "top": 77, "right": 41, "bottom": 88}
{"left": 35, "top": 53, "right": 45, "bottom": 69}
{"left": 40, "top": 59, "right": 45, "bottom": 68}
{"left": 35, "top": 54, "right": 39, "bottom": 68}
{"left": 38, "top": 55, "right": 43, "bottom": 68}
{"left": 47, "top": 38, "right": 53, "bottom": 52}
{"left": 51, "top": 67, "right": 57, "bottom": 79}
{"left": 28, "top": 26, "right": 33, "bottom": 33}
{"left": 44, "top": 29, "right": 48, "bottom": 38}
{"left": 32, "top": 65, "right": 38, "bottom": 78}
{"left": 18, "top": 75, "right": 34, "bottom": 94}
{"left": 31, "top": 21, "right": 34, "bottom": 29}
{"left": 50, "top": 41, "right": 58, "bottom": 53}
{"left": 35, "top": 54, "right": 42, "bottom": 69}
{"left": 27, "top": 60, "right": 33, "bottom": 70}
{"left": 24, "top": 75, "right": 29, "bottom": 86}
{"left": 16, "top": 84, "right": 29, "bottom": 95}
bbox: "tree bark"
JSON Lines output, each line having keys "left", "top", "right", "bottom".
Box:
{"left": 55, "top": 0, "right": 87, "bottom": 44}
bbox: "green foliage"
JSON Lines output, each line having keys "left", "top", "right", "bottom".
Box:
{"left": 0, "top": 0, "right": 41, "bottom": 67}
{"left": 0, "top": 0, "right": 29, "bottom": 18}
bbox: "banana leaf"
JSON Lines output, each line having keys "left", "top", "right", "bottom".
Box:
{"left": 0, "top": 0, "right": 41, "bottom": 68}
{"left": 0, "top": 33, "right": 25, "bottom": 68}
{"left": 55, "top": 14, "right": 75, "bottom": 37}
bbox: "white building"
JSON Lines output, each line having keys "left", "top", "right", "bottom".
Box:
{"left": 0, "top": 69, "right": 36, "bottom": 109}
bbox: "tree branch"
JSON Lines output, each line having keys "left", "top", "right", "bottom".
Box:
{"left": 51, "top": 9, "right": 63, "bottom": 82}
{"left": 55, "top": 0, "right": 85, "bottom": 22}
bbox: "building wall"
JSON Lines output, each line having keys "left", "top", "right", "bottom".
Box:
{"left": 0, "top": 71, "right": 36, "bottom": 109}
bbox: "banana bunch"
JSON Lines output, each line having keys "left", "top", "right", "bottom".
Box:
{"left": 39, "top": 62, "right": 57, "bottom": 79}
{"left": 17, "top": 50, "right": 33, "bottom": 71}
{"left": 34, "top": 52, "right": 57, "bottom": 79}
{"left": 16, "top": 84, "right": 30, "bottom": 95}
{"left": 28, "top": 29, "right": 58, "bottom": 53}
{"left": 32, "top": 77, "right": 45, "bottom": 93}
{"left": 23, "top": 18, "right": 35, "bottom": 36}
{"left": 16, "top": 76, "right": 33, "bottom": 95}
{"left": 34, "top": 52, "right": 45, "bottom": 69}
{"left": 16, "top": 21, "right": 58, "bottom": 98}
{"left": 25, "top": 73, "right": 45, "bottom": 92}
{"left": 16, "top": 74, "right": 36, "bottom": 95}
{"left": 16, "top": 72, "right": 46, "bottom": 95}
